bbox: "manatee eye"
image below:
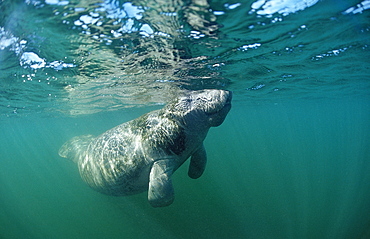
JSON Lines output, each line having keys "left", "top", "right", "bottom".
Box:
{"left": 181, "top": 98, "right": 192, "bottom": 108}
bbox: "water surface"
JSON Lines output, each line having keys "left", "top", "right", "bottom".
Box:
{"left": 1, "top": 0, "right": 370, "bottom": 238}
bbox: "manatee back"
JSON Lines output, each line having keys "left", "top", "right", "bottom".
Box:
{"left": 59, "top": 135, "right": 95, "bottom": 163}
{"left": 74, "top": 112, "right": 182, "bottom": 196}
{"left": 77, "top": 123, "right": 154, "bottom": 195}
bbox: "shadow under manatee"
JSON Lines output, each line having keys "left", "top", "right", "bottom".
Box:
{"left": 105, "top": 163, "right": 248, "bottom": 239}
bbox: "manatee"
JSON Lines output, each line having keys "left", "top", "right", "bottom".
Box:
{"left": 59, "top": 89, "right": 232, "bottom": 207}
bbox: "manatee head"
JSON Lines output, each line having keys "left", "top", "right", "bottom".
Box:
{"left": 166, "top": 89, "right": 232, "bottom": 128}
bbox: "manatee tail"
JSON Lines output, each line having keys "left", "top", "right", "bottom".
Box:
{"left": 59, "top": 135, "right": 95, "bottom": 163}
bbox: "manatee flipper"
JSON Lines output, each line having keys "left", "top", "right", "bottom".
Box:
{"left": 188, "top": 144, "right": 207, "bottom": 179}
{"left": 148, "top": 159, "right": 175, "bottom": 207}
{"left": 58, "top": 135, "right": 94, "bottom": 163}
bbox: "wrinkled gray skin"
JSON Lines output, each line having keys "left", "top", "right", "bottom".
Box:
{"left": 59, "top": 89, "right": 232, "bottom": 207}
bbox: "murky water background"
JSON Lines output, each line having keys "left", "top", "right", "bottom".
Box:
{"left": 1, "top": 0, "right": 370, "bottom": 238}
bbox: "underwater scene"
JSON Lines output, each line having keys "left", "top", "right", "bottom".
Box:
{"left": 1, "top": 0, "right": 370, "bottom": 238}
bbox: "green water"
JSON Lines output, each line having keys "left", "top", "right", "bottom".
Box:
{"left": 1, "top": 98, "right": 369, "bottom": 238}
{"left": 1, "top": 0, "right": 370, "bottom": 238}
